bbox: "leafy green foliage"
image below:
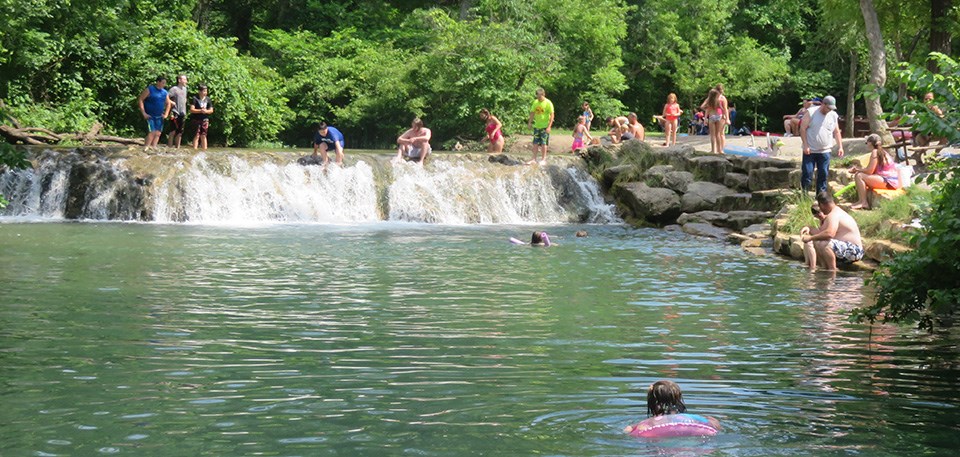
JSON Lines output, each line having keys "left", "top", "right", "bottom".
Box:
{"left": 886, "top": 53, "right": 960, "bottom": 148}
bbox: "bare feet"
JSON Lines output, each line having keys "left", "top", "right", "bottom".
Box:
{"left": 849, "top": 203, "right": 867, "bottom": 211}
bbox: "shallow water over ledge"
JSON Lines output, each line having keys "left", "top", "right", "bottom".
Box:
{"left": 1, "top": 222, "right": 958, "bottom": 456}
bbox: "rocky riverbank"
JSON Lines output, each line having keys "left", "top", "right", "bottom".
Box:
{"left": 584, "top": 140, "right": 914, "bottom": 271}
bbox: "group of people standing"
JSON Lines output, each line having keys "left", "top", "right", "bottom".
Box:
{"left": 137, "top": 75, "right": 213, "bottom": 150}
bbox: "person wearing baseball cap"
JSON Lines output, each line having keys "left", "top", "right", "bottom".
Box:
{"left": 799, "top": 95, "right": 844, "bottom": 193}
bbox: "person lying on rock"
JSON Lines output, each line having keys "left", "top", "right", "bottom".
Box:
{"left": 800, "top": 192, "right": 863, "bottom": 271}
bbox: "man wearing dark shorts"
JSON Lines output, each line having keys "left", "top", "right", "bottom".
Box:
{"left": 312, "top": 122, "right": 345, "bottom": 166}
{"left": 166, "top": 75, "right": 188, "bottom": 148}
{"left": 801, "top": 192, "right": 863, "bottom": 271}
{"left": 526, "top": 88, "right": 554, "bottom": 165}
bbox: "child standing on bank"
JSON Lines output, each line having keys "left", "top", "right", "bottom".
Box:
{"left": 190, "top": 84, "right": 214, "bottom": 150}
{"left": 582, "top": 101, "right": 594, "bottom": 131}
{"left": 572, "top": 116, "right": 593, "bottom": 153}
{"left": 662, "top": 93, "right": 683, "bottom": 147}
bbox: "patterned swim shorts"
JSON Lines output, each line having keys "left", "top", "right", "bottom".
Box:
{"left": 830, "top": 239, "right": 864, "bottom": 264}
{"left": 533, "top": 128, "right": 550, "bottom": 146}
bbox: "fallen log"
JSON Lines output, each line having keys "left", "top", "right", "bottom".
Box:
{"left": 0, "top": 123, "right": 144, "bottom": 146}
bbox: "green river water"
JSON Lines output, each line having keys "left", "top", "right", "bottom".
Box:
{"left": 1, "top": 222, "right": 958, "bottom": 456}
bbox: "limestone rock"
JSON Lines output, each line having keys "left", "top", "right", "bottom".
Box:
{"left": 742, "top": 157, "right": 795, "bottom": 172}
{"left": 687, "top": 155, "right": 732, "bottom": 183}
{"left": 677, "top": 211, "right": 729, "bottom": 225}
{"left": 743, "top": 246, "right": 768, "bottom": 256}
{"left": 601, "top": 164, "right": 635, "bottom": 189}
{"left": 663, "top": 171, "right": 694, "bottom": 193}
{"left": 748, "top": 167, "right": 795, "bottom": 191}
{"left": 682, "top": 222, "right": 733, "bottom": 239}
{"left": 663, "top": 224, "right": 683, "bottom": 232}
{"left": 864, "top": 239, "right": 911, "bottom": 263}
{"left": 742, "top": 223, "right": 772, "bottom": 238}
{"left": 715, "top": 193, "right": 754, "bottom": 212}
{"left": 789, "top": 239, "right": 805, "bottom": 260}
{"left": 680, "top": 181, "right": 736, "bottom": 213}
{"left": 740, "top": 238, "right": 764, "bottom": 248}
{"left": 724, "top": 172, "right": 750, "bottom": 191}
{"left": 642, "top": 164, "right": 674, "bottom": 187}
{"left": 488, "top": 154, "right": 523, "bottom": 166}
{"left": 651, "top": 144, "right": 696, "bottom": 168}
{"left": 727, "top": 232, "right": 752, "bottom": 244}
{"left": 613, "top": 182, "right": 681, "bottom": 224}
{"left": 724, "top": 210, "right": 775, "bottom": 231}
{"left": 773, "top": 231, "right": 792, "bottom": 256}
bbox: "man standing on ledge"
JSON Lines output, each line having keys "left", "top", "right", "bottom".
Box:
{"left": 166, "top": 74, "right": 188, "bottom": 148}
{"left": 801, "top": 192, "right": 863, "bottom": 271}
{"left": 527, "top": 88, "right": 554, "bottom": 165}
{"left": 137, "top": 76, "right": 172, "bottom": 149}
{"left": 800, "top": 95, "right": 844, "bottom": 193}
{"left": 313, "top": 121, "right": 345, "bottom": 167}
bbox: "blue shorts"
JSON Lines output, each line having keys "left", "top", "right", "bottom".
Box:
{"left": 147, "top": 116, "right": 164, "bottom": 132}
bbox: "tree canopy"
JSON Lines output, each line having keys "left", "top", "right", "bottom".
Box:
{"left": 0, "top": 0, "right": 957, "bottom": 147}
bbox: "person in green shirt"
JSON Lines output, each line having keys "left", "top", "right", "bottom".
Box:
{"left": 526, "top": 88, "right": 555, "bottom": 165}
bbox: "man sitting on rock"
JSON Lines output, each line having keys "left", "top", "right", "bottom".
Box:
{"left": 800, "top": 192, "right": 863, "bottom": 271}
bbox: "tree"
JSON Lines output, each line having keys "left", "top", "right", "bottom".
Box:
{"left": 859, "top": 0, "right": 891, "bottom": 140}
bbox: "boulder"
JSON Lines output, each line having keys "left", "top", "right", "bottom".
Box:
{"left": 724, "top": 210, "right": 775, "bottom": 231}
{"left": 663, "top": 224, "right": 683, "bottom": 232}
{"left": 651, "top": 144, "right": 696, "bottom": 168}
{"left": 601, "top": 164, "right": 635, "bottom": 189}
{"left": 687, "top": 155, "right": 732, "bottom": 183}
{"left": 613, "top": 182, "right": 681, "bottom": 224}
{"left": 642, "top": 165, "right": 674, "bottom": 187}
{"left": 488, "top": 154, "right": 524, "bottom": 166}
{"left": 680, "top": 181, "right": 736, "bottom": 213}
{"left": 715, "top": 193, "right": 754, "bottom": 212}
{"left": 740, "top": 238, "right": 764, "bottom": 248}
{"left": 743, "top": 246, "right": 769, "bottom": 256}
{"left": 742, "top": 223, "right": 772, "bottom": 238}
{"left": 751, "top": 189, "right": 792, "bottom": 211}
{"left": 677, "top": 211, "right": 729, "bottom": 226}
{"left": 748, "top": 167, "right": 795, "bottom": 191}
{"left": 682, "top": 222, "right": 733, "bottom": 239}
{"left": 724, "top": 172, "right": 750, "bottom": 191}
{"left": 663, "top": 171, "right": 694, "bottom": 193}
{"left": 727, "top": 232, "right": 752, "bottom": 244}
{"left": 789, "top": 238, "right": 805, "bottom": 260}
{"left": 742, "top": 157, "right": 796, "bottom": 172}
{"left": 726, "top": 154, "right": 749, "bottom": 173}
{"left": 773, "top": 231, "right": 792, "bottom": 256}
{"left": 864, "top": 239, "right": 911, "bottom": 263}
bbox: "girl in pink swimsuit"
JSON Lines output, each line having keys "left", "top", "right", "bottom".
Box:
{"left": 571, "top": 115, "right": 593, "bottom": 152}
{"left": 480, "top": 108, "right": 504, "bottom": 153}
{"left": 850, "top": 133, "right": 901, "bottom": 210}
{"left": 661, "top": 93, "right": 683, "bottom": 147}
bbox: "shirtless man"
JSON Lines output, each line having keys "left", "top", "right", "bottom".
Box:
{"left": 395, "top": 117, "right": 432, "bottom": 164}
{"left": 626, "top": 112, "right": 646, "bottom": 141}
{"left": 607, "top": 116, "right": 630, "bottom": 143}
{"left": 801, "top": 192, "right": 863, "bottom": 271}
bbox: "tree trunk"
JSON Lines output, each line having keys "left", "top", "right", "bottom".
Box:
{"left": 929, "top": 0, "right": 953, "bottom": 72}
{"left": 859, "top": 0, "right": 890, "bottom": 141}
{"left": 459, "top": 0, "right": 475, "bottom": 20}
{"left": 846, "top": 52, "right": 858, "bottom": 138}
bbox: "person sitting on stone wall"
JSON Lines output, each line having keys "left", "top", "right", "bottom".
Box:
{"left": 801, "top": 192, "right": 863, "bottom": 271}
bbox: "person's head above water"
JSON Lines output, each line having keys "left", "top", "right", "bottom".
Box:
{"left": 530, "top": 231, "right": 551, "bottom": 246}
{"left": 647, "top": 380, "right": 686, "bottom": 417}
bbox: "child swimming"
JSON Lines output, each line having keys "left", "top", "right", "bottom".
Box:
{"left": 624, "top": 380, "right": 721, "bottom": 437}
{"left": 509, "top": 231, "right": 553, "bottom": 246}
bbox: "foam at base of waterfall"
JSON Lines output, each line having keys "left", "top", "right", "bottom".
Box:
{"left": 565, "top": 167, "right": 620, "bottom": 224}
{"left": 1, "top": 161, "right": 71, "bottom": 219}
{"left": 152, "top": 155, "right": 380, "bottom": 223}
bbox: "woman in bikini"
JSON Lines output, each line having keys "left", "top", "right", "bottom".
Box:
{"left": 700, "top": 89, "right": 724, "bottom": 154}
{"left": 480, "top": 108, "right": 504, "bottom": 153}
{"left": 850, "top": 133, "right": 900, "bottom": 210}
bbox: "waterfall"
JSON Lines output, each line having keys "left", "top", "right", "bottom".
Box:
{"left": 1, "top": 148, "right": 618, "bottom": 225}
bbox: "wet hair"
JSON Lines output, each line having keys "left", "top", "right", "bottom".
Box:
{"left": 479, "top": 108, "right": 491, "bottom": 120}
{"left": 647, "top": 380, "right": 686, "bottom": 417}
{"left": 816, "top": 191, "right": 834, "bottom": 207}
{"left": 667, "top": 93, "right": 677, "bottom": 103}
{"left": 412, "top": 117, "right": 424, "bottom": 129}
{"left": 531, "top": 231, "right": 544, "bottom": 244}
{"left": 575, "top": 230, "right": 588, "bottom": 237}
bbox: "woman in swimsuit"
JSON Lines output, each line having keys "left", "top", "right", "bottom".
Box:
{"left": 661, "top": 93, "right": 683, "bottom": 147}
{"left": 700, "top": 89, "right": 725, "bottom": 154}
{"left": 480, "top": 108, "right": 504, "bottom": 153}
{"left": 850, "top": 133, "right": 900, "bottom": 210}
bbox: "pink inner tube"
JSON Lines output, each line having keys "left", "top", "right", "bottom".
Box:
{"left": 628, "top": 414, "right": 721, "bottom": 438}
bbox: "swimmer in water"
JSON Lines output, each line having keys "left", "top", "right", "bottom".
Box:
{"left": 625, "top": 380, "right": 692, "bottom": 434}
{"left": 509, "top": 231, "right": 554, "bottom": 246}
{"left": 624, "top": 380, "right": 722, "bottom": 437}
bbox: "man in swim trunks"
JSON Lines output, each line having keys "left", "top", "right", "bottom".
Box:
{"left": 800, "top": 192, "right": 863, "bottom": 271}
{"left": 607, "top": 116, "right": 630, "bottom": 143}
{"left": 137, "top": 76, "right": 172, "bottom": 148}
{"left": 166, "top": 74, "right": 188, "bottom": 148}
{"left": 395, "top": 117, "right": 432, "bottom": 165}
{"left": 527, "top": 88, "right": 554, "bottom": 164}
{"left": 626, "top": 112, "right": 645, "bottom": 141}
{"left": 312, "top": 121, "right": 345, "bottom": 166}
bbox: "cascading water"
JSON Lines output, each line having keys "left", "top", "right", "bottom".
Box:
{"left": 1, "top": 148, "right": 619, "bottom": 224}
